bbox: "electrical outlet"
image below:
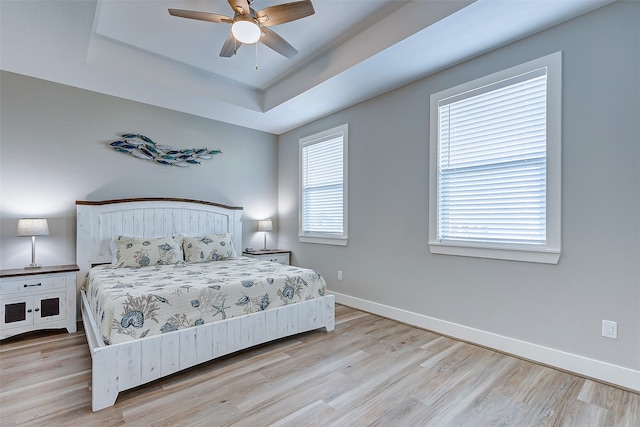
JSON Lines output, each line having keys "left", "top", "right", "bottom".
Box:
{"left": 337, "top": 270, "right": 343, "bottom": 281}
{"left": 602, "top": 320, "right": 618, "bottom": 339}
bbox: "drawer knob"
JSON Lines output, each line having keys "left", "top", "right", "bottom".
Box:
{"left": 27, "top": 309, "right": 33, "bottom": 313}
{"left": 24, "top": 283, "right": 42, "bottom": 288}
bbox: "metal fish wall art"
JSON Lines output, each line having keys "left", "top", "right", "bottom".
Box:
{"left": 110, "top": 133, "right": 222, "bottom": 166}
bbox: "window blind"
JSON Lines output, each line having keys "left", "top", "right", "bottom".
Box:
{"left": 301, "top": 135, "right": 344, "bottom": 235}
{"left": 437, "top": 70, "right": 548, "bottom": 246}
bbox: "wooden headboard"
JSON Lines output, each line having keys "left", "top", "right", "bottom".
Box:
{"left": 76, "top": 198, "right": 243, "bottom": 281}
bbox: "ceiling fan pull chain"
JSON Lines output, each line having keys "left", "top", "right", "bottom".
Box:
{"left": 255, "top": 42, "right": 258, "bottom": 70}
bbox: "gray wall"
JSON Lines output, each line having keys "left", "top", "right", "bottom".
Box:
{"left": 0, "top": 72, "right": 278, "bottom": 270}
{"left": 278, "top": 2, "right": 640, "bottom": 370}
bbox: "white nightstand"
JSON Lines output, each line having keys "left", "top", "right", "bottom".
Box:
{"left": 243, "top": 250, "right": 291, "bottom": 265}
{"left": 0, "top": 264, "right": 79, "bottom": 340}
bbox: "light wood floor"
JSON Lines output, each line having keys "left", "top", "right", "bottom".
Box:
{"left": 1, "top": 305, "right": 638, "bottom": 426}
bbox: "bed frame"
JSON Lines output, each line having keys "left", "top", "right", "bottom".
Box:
{"left": 76, "top": 198, "right": 335, "bottom": 411}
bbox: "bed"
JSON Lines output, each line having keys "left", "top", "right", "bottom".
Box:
{"left": 76, "top": 198, "right": 335, "bottom": 411}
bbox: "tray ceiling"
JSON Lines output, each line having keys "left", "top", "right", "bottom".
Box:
{"left": 0, "top": 0, "right": 615, "bottom": 134}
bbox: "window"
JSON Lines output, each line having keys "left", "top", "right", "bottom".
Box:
{"left": 299, "top": 124, "right": 348, "bottom": 246}
{"left": 429, "top": 52, "right": 561, "bottom": 264}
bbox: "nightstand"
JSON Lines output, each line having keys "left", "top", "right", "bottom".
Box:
{"left": 243, "top": 250, "right": 291, "bottom": 265}
{"left": 0, "top": 264, "right": 79, "bottom": 340}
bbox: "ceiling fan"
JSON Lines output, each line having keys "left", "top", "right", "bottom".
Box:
{"left": 168, "top": 0, "right": 315, "bottom": 59}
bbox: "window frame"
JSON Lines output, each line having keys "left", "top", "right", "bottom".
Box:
{"left": 428, "top": 52, "right": 562, "bottom": 264}
{"left": 299, "top": 124, "right": 349, "bottom": 246}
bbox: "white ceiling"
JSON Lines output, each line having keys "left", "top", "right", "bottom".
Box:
{"left": 1, "top": 0, "right": 615, "bottom": 134}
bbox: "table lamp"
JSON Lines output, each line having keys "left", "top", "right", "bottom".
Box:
{"left": 257, "top": 219, "right": 273, "bottom": 251}
{"left": 17, "top": 218, "right": 49, "bottom": 268}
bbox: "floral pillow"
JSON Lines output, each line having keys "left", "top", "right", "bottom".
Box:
{"left": 111, "top": 235, "right": 184, "bottom": 268}
{"left": 183, "top": 233, "right": 236, "bottom": 263}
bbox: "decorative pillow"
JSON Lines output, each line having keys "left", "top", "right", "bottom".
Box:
{"left": 183, "top": 233, "right": 236, "bottom": 263}
{"left": 109, "top": 234, "right": 184, "bottom": 263}
{"left": 111, "top": 235, "right": 184, "bottom": 268}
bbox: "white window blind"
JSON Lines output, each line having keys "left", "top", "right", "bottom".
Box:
{"left": 438, "top": 70, "right": 547, "bottom": 246}
{"left": 429, "top": 52, "right": 561, "bottom": 263}
{"left": 299, "top": 124, "right": 348, "bottom": 245}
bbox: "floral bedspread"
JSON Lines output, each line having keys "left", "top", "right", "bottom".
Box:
{"left": 86, "top": 257, "right": 327, "bottom": 345}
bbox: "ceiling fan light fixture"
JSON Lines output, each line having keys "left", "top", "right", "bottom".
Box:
{"left": 232, "top": 18, "right": 261, "bottom": 44}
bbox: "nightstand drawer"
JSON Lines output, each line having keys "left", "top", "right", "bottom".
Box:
{"left": 261, "top": 254, "right": 289, "bottom": 264}
{"left": 1, "top": 275, "right": 66, "bottom": 295}
{"left": 243, "top": 250, "right": 291, "bottom": 265}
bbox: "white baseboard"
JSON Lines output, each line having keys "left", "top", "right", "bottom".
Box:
{"left": 331, "top": 290, "right": 640, "bottom": 392}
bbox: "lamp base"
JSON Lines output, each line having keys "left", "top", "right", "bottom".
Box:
{"left": 24, "top": 237, "right": 43, "bottom": 269}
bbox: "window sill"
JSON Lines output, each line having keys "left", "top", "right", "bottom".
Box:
{"left": 299, "top": 235, "right": 348, "bottom": 246}
{"left": 428, "top": 242, "right": 560, "bottom": 264}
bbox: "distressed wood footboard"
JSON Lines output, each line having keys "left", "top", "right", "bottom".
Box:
{"left": 82, "top": 290, "right": 335, "bottom": 411}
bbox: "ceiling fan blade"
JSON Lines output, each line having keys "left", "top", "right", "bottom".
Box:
{"left": 168, "top": 9, "right": 232, "bottom": 24}
{"left": 256, "top": 0, "right": 315, "bottom": 27}
{"left": 260, "top": 27, "right": 298, "bottom": 58}
{"left": 228, "top": 0, "right": 250, "bottom": 16}
{"left": 220, "top": 32, "right": 240, "bottom": 57}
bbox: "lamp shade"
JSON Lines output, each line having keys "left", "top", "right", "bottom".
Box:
{"left": 232, "top": 18, "right": 261, "bottom": 44}
{"left": 17, "top": 218, "right": 49, "bottom": 236}
{"left": 257, "top": 219, "right": 273, "bottom": 232}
